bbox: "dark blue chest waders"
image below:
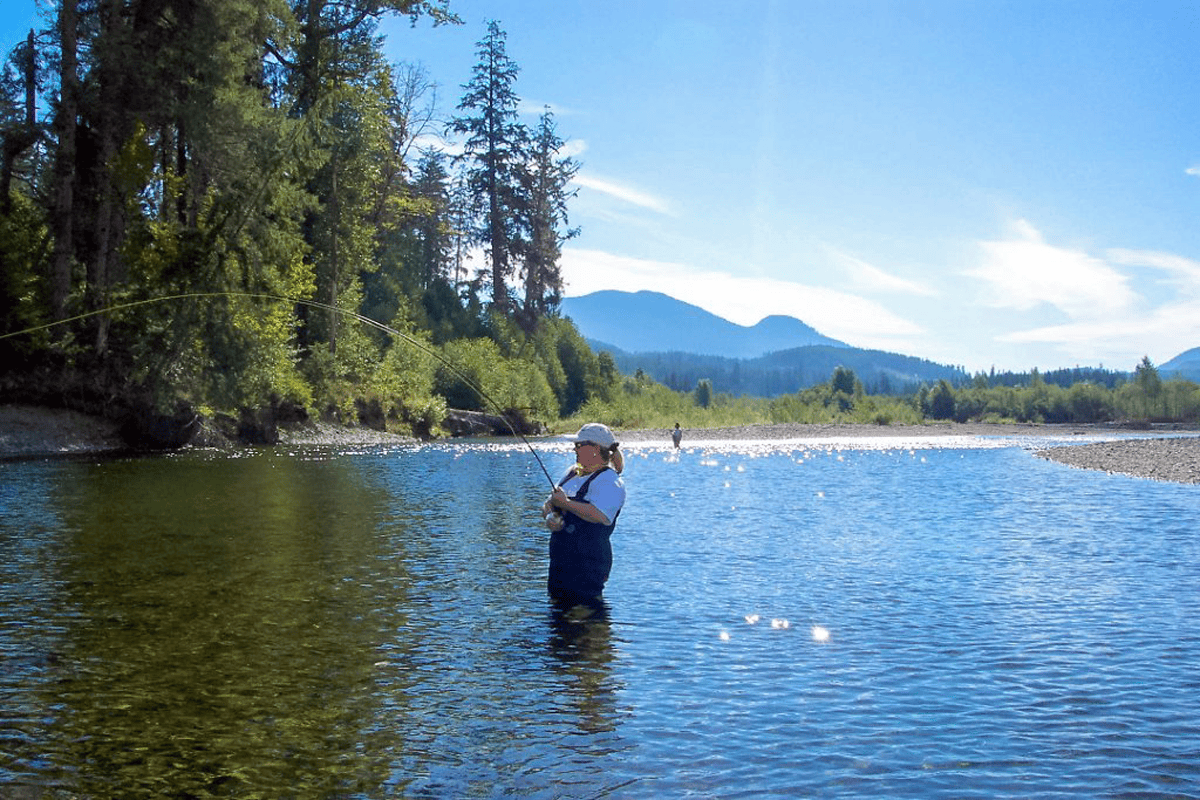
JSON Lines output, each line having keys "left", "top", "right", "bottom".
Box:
{"left": 548, "top": 467, "right": 620, "bottom": 602}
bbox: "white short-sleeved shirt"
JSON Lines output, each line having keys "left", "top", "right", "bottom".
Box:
{"left": 560, "top": 467, "right": 626, "bottom": 525}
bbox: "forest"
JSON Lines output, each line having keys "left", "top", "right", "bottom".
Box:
{"left": 2, "top": 1, "right": 1198, "bottom": 447}
{"left": 0, "top": 1, "right": 621, "bottom": 443}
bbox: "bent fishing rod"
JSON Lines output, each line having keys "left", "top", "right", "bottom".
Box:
{"left": 0, "top": 291, "right": 559, "bottom": 489}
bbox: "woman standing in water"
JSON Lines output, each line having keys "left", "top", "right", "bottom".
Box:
{"left": 542, "top": 423, "right": 626, "bottom": 604}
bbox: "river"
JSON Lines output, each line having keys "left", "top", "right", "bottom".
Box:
{"left": 2, "top": 434, "right": 1199, "bottom": 798}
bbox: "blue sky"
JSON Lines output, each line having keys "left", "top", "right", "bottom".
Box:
{"left": 6, "top": 1, "right": 1200, "bottom": 373}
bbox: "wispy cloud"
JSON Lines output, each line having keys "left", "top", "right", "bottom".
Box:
{"left": 1107, "top": 248, "right": 1200, "bottom": 292}
{"left": 410, "top": 132, "right": 462, "bottom": 157}
{"left": 1186, "top": 165, "right": 1200, "bottom": 178}
{"left": 997, "top": 296, "right": 1200, "bottom": 367}
{"left": 829, "top": 249, "right": 939, "bottom": 297}
{"left": 571, "top": 174, "right": 673, "bottom": 215}
{"left": 520, "top": 99, "right": 573, "bottom": 117}
{"left": 968, "top": 224, "right": 1200, "bottom": 366}
{"left": 560, "top": 248, "right": 924, "bottom": 350}
{"left": 965, "top": 219, "right": 1138, "bottom": 319}
{"left": 559, "top": 138, "right": 588, "bottom": 159}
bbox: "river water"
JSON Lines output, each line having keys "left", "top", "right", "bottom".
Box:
{"left": 2, "top": 433, "right": 1199, "bottom": 798}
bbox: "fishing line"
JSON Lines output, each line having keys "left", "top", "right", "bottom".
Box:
{"left": 0, "top": 291, "right": 559, "bottom": 488}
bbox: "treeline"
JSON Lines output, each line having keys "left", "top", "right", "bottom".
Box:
{"left": 969, "top": 365, "right": 1129, "bottom": 391}
{"left": 917, "top": 357, "right": 1200, "bottom": 424}
{"left": 0, "top": 3, "right": 609, "bottom": 439}
{"left": 598, "top": 343, "right": 969, "bottom": 397}
{"left": 562, "top": 359, "right": 1200, "bottom": 431}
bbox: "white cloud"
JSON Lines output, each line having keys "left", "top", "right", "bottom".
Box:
{"left": 972, "top": 232, "right": 1200, "bottom": 366}
{"left": 410, "top": 132, "right": 461, "bottom": 157}
{"left": 520, "top": 99, "right": 573, "bottom": 117}
{"left": 998, "top": 295, "right": 1200, "bottom": 367}
{"left": 1107, "top": 248, "right": 1200, "bottom": 293}
{"left": 559, "top": 138, "right": 588, "bottom": 159}
{"left": 1186, "top": 165, "right": 1200, "bottom": 178}
{"left": 965, "top": 219, "right": 1138, "bottom": 319}
{"left": 571, "top": 174, "right": 673, "bottom": 215}
{"left": 560, "top": 247, "right": 924, "bottom": 349}
{"left": 829, "top": 249, "right": 939, "bottom": 297}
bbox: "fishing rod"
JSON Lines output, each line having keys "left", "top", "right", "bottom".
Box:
{"left": 0, "top": 291, "right": 559, "bottom": 489}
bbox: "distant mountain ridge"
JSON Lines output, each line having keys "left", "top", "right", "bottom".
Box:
{"left": 1161, "top": 347, "right": 1200, "bottom": 382}
{"left": 559, "top": 290, "right": 845, "bottom": 359}
{"left": 561, "top": 289, "right": 965, "bottom": 396}
{"left": 561, "top": 289, "right": 1199, "bottom": 397}
{"left": 593, "top": 342, "right": 967, "bottom": 397}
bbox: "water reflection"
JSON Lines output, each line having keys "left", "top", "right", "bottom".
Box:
{"left": 546, "top": 598, "right": 621, "bottom": 736}
{"left": 3, "top": 437, "right": 1200, "bottom": 798}
{"left": 11, "top": 452, "right": 408, "bottom": 796}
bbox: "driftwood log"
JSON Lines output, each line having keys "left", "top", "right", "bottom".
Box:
{"left": 441, "top": 409, "right": 546, "bottom": 438}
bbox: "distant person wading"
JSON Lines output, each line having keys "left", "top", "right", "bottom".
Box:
{"left": 672, "top": 422, "right": 683, "bottom": 449}
{"left": 542, "top": 423, "right": 626, "bottom": 603}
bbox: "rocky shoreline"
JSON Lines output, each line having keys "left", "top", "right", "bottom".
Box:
{"left": 0, "top": 404, "right": 416, "bottom": 459}
{"left": 1033, "top": 437, "right": 1200, "bottom": 484}
{"left": 3, "top": 404, "right": 1198, "bottom": 485}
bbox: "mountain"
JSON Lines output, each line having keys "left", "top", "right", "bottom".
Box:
{"left": 561, "top": 289, "right": 967, "bottom": 396}
{"left": 1161, "top": 347, "right": 1200, "bottom": 382}
{"left": 594, "top": 342, "right": 967, "bottom": 397}
{"left": 559, "top": 290, "right": 844, "bottom": 359}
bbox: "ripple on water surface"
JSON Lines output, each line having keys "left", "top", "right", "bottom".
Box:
{"left": 1, "top": 438, "right": 1198, "bottom": 798}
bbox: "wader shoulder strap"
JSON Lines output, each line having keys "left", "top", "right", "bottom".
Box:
{"left": 558, "top": 466, "right": 611, "bottom": 501}
{"left": 577, "top": 467, "right": 610, "bottom": 500}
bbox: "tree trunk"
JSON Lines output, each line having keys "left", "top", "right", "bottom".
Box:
{"left": 88, "top": 0, "right": 129, "bottom": 355}
{"left": 50, "top": 0, "right": 79, "bottom": 323}
{"left": 0, "top": 30, "right": 38, "bottom": 214}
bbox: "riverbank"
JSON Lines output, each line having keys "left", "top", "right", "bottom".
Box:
{"left": 3, "top": 404, "right": 1198, "bottom": 484}
{"left": 0, "top": 405, "right": 126, "bottom": 458}
{"left": 0, "top": 404, "right": 415, "bottom": 459}
{"left": 1033, "top": 437, "right": 1200, "bottom": 484}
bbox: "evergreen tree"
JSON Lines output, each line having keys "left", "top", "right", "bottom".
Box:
{"left": 928, "top": 379, "right": 956, "bottom": 420}
{"left": 288, "top": 0, "right": 457, "bottom": 117}
{"left": 1134, "top": 355, "right": 1163, "bottom": 418}
{"left": 17, "top": 0, "right": 321, "bottom": 407}
{"left": 1, "top": 2, "right": 615, "bottom": 435}
{"left": 0, "top": 30, "right": 39, "bottom": 214}
{"left": 275, "top": 1, "right": 454, "bottom": 362}
{"left": 48, "top": 0, "right": 79, "bottom": 325}
{"left": 449, "top": 20, "right": 527, "bottom": 312}
{"left": 516, "top": 108, "right": 578, "bottom": 332}
{"left": 830, "top": 365, "right": 858, "bottom": 396}
{"left": 412, "top": 148, "right": 454, "bottom": 290}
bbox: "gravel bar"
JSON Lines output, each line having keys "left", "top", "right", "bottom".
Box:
{"left": 1034, "top": 437, "right": 1200, "bottom": 484}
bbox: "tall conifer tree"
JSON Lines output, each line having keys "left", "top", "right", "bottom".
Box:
{"left": 517, "top": 109, "right": 578, "bottom": 331}
{"left": 449, "top": 20, "right": 526, "bottom": 313}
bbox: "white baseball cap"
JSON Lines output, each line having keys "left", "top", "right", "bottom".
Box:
{"left": 571, "top": 422, "right": 617, "bottom": 448}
